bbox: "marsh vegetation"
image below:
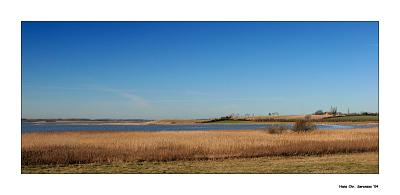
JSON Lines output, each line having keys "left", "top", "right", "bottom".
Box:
{"left": 22, "top": 128, "right": 378, "bottom": 166}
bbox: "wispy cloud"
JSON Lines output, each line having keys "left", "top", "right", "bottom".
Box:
{"left": 82, "top": 87, "right": 151, "bottom": 108}
{"left": 185, "top": 90, "right": 212, "bottom": 96}
{"left": 24, "top": 84, "right": 285, "bottom": 106}
{"left": 119, "top": 92, "right": 150, "bottom": 108}
{"left": 24, "top": 84, "right": 150, "bottom": 108}
{"left": 88, "top": 87, "right": 151, "bottom": 108}
{"left": 151, "top": 97, "right": 286, "bottom": 103}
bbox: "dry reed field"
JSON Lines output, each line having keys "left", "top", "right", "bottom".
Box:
{"left": 22, "top": 128, "right": 378, "bottom": 166}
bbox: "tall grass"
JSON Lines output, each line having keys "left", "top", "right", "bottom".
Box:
{"left": 22, "top": 128, "right": 378, "bottom": 165}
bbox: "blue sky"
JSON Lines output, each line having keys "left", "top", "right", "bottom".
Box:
{"left": 22, "top": 22, "right": 378, "bottom": 119}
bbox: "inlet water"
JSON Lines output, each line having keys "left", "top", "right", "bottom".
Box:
{"left": 21, "top": 123, "right": 378, "bottom": 133}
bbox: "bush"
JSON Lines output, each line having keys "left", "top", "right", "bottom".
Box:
{"left": 292, "top": 118, "right": 316, "bottom": 132}
{"left": 204, "top": 115, "right": 234, "bottom": 123}
{"left": 360, "top": 112, "right": 378, "bottom": 116}
{"left": 263, "top": 125, "right": 288, "bottom": 134}
{"left": 314, "top": 110, "right": 324, "bottom": 115}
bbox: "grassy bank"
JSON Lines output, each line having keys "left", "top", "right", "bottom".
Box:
{"left": 321, "top": 115, "right": 379, "bottom": 122}
{"left": 202, "top": 120, "right": 257, "bottom": 124}
{"left": 203, "top": 115, "right": 378, "bottom": 123}
{"left": 22, "top": 128, "right": 378, "bottom": 166}
{"left": 22, "top": 152, "right": 378, "bottom": 174}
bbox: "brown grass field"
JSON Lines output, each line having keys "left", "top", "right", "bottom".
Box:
{"left": 22, "top": 128, "right": 378, "bottom": 166}
{"left": 21, "top": 152, "right": 378, "bottom": 174}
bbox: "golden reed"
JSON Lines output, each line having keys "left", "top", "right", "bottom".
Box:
{"left": 22, "top": 128, "right": 378, "bottom": 165}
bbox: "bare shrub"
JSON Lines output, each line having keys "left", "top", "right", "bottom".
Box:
{"left": 263, "top": 125, "right": 288, "bottom": 134}
{"left": 293, "top": 116, "right": 316, "bottom": 132}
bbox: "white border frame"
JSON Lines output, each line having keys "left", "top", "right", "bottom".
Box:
{"left": 2, "top": 0, "right": 400, "bottom": 195}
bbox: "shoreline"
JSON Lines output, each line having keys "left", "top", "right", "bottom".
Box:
{"left": 21, "top": 122, "right": 379, "bottom": 134}
{"left": 24, "top": 121, "right": 379, "bottom": 126}
{"left": 21, "top": 127, "right": 378, "bottom": 134}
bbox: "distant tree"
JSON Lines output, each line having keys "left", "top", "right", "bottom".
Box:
{"left": 360, "top": 112, "right": 375, "bottom": 116}
{"left": 330, "top": 106, "right": 338, "bottom": 116}
{"left": 314, "top": 110, "right": 324, "bottom": 115}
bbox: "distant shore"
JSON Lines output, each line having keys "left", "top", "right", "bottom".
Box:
{"left": 22, "top": 114, "right": 378, "bottom": 125}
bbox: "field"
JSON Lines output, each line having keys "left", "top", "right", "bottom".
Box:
{"left": 22, "top": 127, "right": 378, "bottom": 173}
{"left": 22, "top": 152, "right": 378, "bottom": 174}
{"left": 321, "top": 115, "right": 379, "bottom": 122}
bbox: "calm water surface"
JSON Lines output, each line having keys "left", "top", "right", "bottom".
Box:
{"left": 21, "top": 123, "right": 378, "bottom": 133}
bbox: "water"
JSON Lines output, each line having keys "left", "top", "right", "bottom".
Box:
{"left": 21, "top": 123, "right": 378, "bottom": 133}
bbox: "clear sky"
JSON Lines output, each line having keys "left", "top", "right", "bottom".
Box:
{"left": 22, "top": 22, "right": 378, "bottom": 119}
